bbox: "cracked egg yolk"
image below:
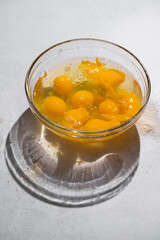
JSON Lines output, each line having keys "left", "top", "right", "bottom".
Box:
{"left": 64, "top": 108, "right": 89, "bottom": 128}
{"left": 116, "top": 90, "right": 141, "bottom": 117}
{"left": 79, "top": 60, "right": 125, "bottom": 86}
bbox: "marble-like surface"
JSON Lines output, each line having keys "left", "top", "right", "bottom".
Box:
{"left": 0, "top": 0, "right": 160, "bottom": 239}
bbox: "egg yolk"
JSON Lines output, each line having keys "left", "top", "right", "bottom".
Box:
{"left": 71, "top": 90, "right": 94, "bottom": 109}
{"left": 102, "top": 113, "right": 130, "bottom": 122}
{"left": 44, "top": 96, "right": 66, "bottom": 116}
{"left": 97, "top": 69, "right": 125, "bottom": 87}
{"left": 78, "top": 60, "right": 125, "bottom": 99}
{"left": 65, "top": 108, "right": 89, "bottom": 128}
{"left": 33, "top": 58, "right": 141, "bottom": 133}
{"left": 83, "top": 119, "right": 120, "bottom": 131}
{"left": 79, "top": 60, "right": 125, "bottom": 86}
{"left": 98, "top": 99, "right": 119, "bottom": 114}
{"left": 78, "top": 60, "right": 99, "bottom": 75}
{"left": 60, "top": 121, "right": 74, "bottom": 130}
{"left": 54, "top": 75, "right": 73, "bottom": 95}
{"left": 116, "top": 90, "right": 141, "bottom": 117}
{"left": 125, "top": 93, "right": 141, "bottom": 117}
{"left": 93, "top": 94, "right": 106, "bottom": 105}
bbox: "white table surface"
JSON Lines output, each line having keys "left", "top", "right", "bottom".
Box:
{"left": 0, "top": 0, "right": 160, "bottom": 239}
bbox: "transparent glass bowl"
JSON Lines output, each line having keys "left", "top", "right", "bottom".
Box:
{"left": 25, "top": 39, "right": 151, "bottom": 142}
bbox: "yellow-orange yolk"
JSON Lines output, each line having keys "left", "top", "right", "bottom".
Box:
{"left": 102, "top": 113, "right": 130, "bottom": 122}
{"left": 83, "top": 119, "right": 120, "bottom": 131}
{"left": 78, "top": 60, "right": 125, "bottom": 99}
{"left": 60, "top": 121, "right": 74, "bottom": 129}
{"left": 96, "top": 57, "right": 106, "bottom": 67}
{"left": 97, "top": 69, "right": 125, "bottom": 87}
{"left": 98, "top": 99, "right": 119, "bottom": 114}
{"left": 79, "top": 60, "right": 125, "bottom": 87}
{"left": 71, "top": 90, "right": 94, "bottom": 109}
{"left": 125, "top": 93, "right": 141, "bottom": 117}
{"left": 78, "top": 60, "right": 99, "bottom": 74}
{"left": 93, "top": 94, "right": 106, "bottom": 105}
{"left": 64, "top": 108, "right": 89, "bottom": 128}
{"left": 54, "top": 75, "right": 73, "bottom": 95}
{"left": 44, "top": 96, "right": 66, "bottom": 116}
{"left": 33, "top": 58, "right": 141, "bottom": 133}
{"left": 116, "top": 89, "right": 141, "bottom": 117}
{"left": 115, "top": 89, "right": 129, "bottom": 112}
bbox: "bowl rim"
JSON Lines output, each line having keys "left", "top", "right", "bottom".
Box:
{"left": 25, "top": 38, "right": 151, "bottom": 135}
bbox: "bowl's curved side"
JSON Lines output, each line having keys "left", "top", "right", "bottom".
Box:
{"left": 25, "top": 38, "right": 151, "bottom": 142}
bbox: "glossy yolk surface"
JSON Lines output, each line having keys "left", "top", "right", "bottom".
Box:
{"left": 78, "top": 59, "right": 125, "bottom": 99}
{"left": 126, "top": 93, "right": 141, "bottom": 117}
{"left": 116, "top": 89, "right": 141, "bottom": 117}
{"left": 98, "top": 99, "right": 119, "bottom": 114}
{"left": 71, "top": 90, "right": 94, "bottom": 109}
{"left": 79, "top": 59, "right": 125, "bottom": 86}
{"left": 54, "top": 75, "right": 73, "bottom": 95}
{"left": 83, "top": 119, "right": 121, "bottom": 131}
{"left": 64, "top": 108, "right": 89, "bottom": 128}
{"left": 44, "top": 96, "right": 66, "bottom": 116}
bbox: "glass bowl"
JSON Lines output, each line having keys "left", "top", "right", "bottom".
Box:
{"left": 25, "top": 38, "right": 151, "bottom": 143}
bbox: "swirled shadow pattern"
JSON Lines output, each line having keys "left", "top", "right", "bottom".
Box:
{"left": 5, "top": 109, "right": 140, "bottom": 207}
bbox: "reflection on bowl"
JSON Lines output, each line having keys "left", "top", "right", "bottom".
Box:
{"left": 25, "top": 39, "right": 151, "bottom": 142}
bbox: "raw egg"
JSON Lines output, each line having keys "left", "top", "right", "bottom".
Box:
{"left": 44, "top": 96, "right": 66, "bottom": 116}
{"left": 98, "top": 99, "right": 119, "bottom": 114}
{"left": 54, "top": 75, "right": 73, "bottom": 95}
{"left": 116, "top": 90, "right": 141, "bottom": 117}
{"left": 71, "top": 90, "right": 94, "bottom": 109}
{"left": 65, "top": 108, "right": 89, "bottom": 128}
{"left": 83, "top": 119, "right": 120, "bottom": 131}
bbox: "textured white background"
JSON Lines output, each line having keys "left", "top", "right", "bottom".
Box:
{"left": 0, "top": 0, "right": 160, "bottom": 239}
